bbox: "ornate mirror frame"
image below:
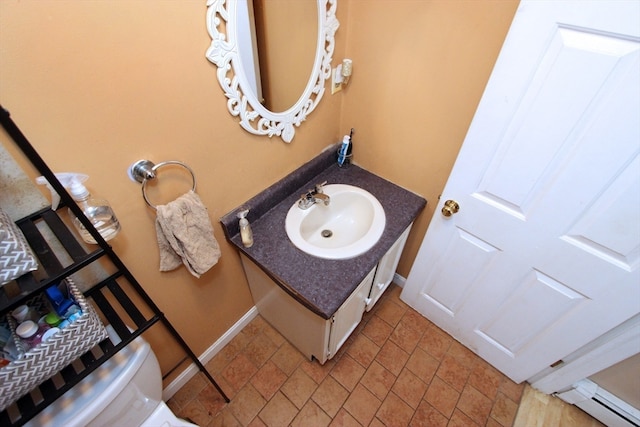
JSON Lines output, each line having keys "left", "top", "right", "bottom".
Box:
{"left": 205, "top": 0, "right": 339, "bottom": 143}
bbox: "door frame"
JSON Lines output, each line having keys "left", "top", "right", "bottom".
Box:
{"left": 530, "top": 313, "right": 640, "bottom": 394}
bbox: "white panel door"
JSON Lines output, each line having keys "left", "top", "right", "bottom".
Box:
{"left": 401, "top": 0, "right": 640, "bottom": 383}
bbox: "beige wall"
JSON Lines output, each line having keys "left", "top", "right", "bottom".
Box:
{"left": 0, "top": 0, "right": 518, "bottom": 377}
{"left": 340, "top": 0, "right": 519, "bottom": 275}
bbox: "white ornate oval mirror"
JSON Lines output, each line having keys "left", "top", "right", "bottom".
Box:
{"left": 206, "top": 0, "right": 339, "bottom": 143}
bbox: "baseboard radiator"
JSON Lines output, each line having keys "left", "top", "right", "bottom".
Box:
{"left": 556, "top": 379, "right": 640, "bottom": 427}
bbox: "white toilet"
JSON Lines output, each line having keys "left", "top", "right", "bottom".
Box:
{"left": 26, "top": 327, "right": 198, "bottom": 427}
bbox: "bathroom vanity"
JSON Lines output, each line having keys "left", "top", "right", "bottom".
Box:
{"left": 221, "top": 146, "right": 426, "bottom": 363}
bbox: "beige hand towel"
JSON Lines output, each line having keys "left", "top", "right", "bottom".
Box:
{"left": 155, "top": 191, "right": 221, "bottom": 277}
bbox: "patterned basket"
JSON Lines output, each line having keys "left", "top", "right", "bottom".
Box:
{"left": 0, "top": 279, "right": 107, "bottom": 411}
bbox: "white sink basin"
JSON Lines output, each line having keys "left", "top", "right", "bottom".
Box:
{"left": 285, "top": 184, "right": 386, "bottom": 259}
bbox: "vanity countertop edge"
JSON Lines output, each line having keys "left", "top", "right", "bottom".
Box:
{"left": 220, "top": 145, "right": 427, "bottom": 320}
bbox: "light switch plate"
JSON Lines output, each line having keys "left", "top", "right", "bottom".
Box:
{"left": 331, "top": 67, "right": 342, "bottom": 94}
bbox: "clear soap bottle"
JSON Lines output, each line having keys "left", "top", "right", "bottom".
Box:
{"left": 37, "top": 173, "right": 121, "bottom": 244}
{"left": 68, "top": 178, "right": 121, "bottom": 244}
{"left": 237, "top": 209, "right": 254, "bottom": 248}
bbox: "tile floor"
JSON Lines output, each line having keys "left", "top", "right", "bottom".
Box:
{"left": 168, "top": 285, "right": 526, "bottom": 426}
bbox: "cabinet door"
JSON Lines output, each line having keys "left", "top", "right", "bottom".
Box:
{"left": 366, "top": 225, "right": 412, "bottom": 311}
{"left": 327, "top": 267, "right": 376, "bottom": 358}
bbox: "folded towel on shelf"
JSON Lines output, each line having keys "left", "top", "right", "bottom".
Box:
{"left": 155, "top": 191, "right": 221, "bottom": 278}
{"left": 0, "top": 207, "right": 38, "bottom": 286}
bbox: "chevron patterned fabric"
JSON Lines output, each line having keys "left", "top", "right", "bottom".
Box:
{"left": 0, "top": 208, "right": 38, "bottom": 286}
{"left": 0, "top": 279, "right": 107, "bottom": 410}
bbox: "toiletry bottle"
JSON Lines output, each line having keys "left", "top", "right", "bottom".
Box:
{"left": 237, "top": 209, "right": 254, "bottom": 248}
{"left": 337, "top": 129, "right": 354, "bottom": 167}
{"left": 44, "top": 284, "right": 74, "bottom": 316}
{"left": 15, "top": 320, "right": 47, "bottom": 351}
{"left": 337, "top": 135, "right": 350, "bottom": 167}
{"left": 11, "top": 304, "right": 39, "bottom": 323}
{"left": 37, "top": 173, "right": 121, "bottom": 244}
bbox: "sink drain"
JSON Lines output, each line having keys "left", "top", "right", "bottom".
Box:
{"left": 321, "top": 229, "right": 333, "bottom": 238}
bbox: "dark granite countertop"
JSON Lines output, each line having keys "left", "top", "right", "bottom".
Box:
{"left": 220, "top": 145, "right": 426, "bottom": 319}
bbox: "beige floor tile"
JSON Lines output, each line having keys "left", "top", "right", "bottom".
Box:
{"left": 436, "top": 353, "right": 471, "bottom": 392}
{"left": 328, "top": 408, "right": 362, "bottom": 427}
{"left": 179, "top": 399, "right": 211, "bottom": 427}
{"left": 448, "top": 340, "right": 479, "bottom": 366}
{"left": 301, "top": 357, "right": 335, "bottom": 384}
{"left": 410, "top": 400, "right": 448, "bottom": 427}
{"left": 390, "top": 319, "right": 423, "bottom": 354}
{"left": 500, "top": 377, "right": 525, "bottom": 403}
{"left": 405, "top": 347, "right": 439, "bottom": 384}
{"left": 250, "top": 360, "right": 287, "bottom": 401}
{"left": 360, "top": 361, "right": 396, "bottom": 401}
{"left": 227, "top": 384, "right": 266, "bottom": 426}
{"left": 330, "top": 354, "right": 365, "bottom": 392}
{"left": 376, "top": 391, "right": 415, "bottom": 426}
{"left": 270, "top": 341, "right": 305, "bottom": 376}
{"left": 197, "top": 383, "right": 227, "bottom": 415}
{"left": 425, "top": 376, "right": 460, "bottom": 418}
{"left": 346, "top": 333, "right": 380, "bottom": 368}
{"left": 280, "top": 367, "right": 318, "bottom": 409}
{"left": 448, "top": 408, "right": 479, "bottom": 427}
{"left": 490, "top": 391, "right": 519, "bottom": 427}
{"left": 312, "top": 376, "right": 349, "bottom": 417}
{"left": 375, "top": 298, "right": 407, "bottom": 327}
{"left": 468, "top": 359, "right": 503, "bottom": 400}
{"left": 244, "top": 333, "right": 278, "bottom": 368}
{"left": 457, "top": 384, "right": 493, "bottom": 425}
{"left": 392, "top": 368, "right": 428, "bottom": 409}
{"left": 375, "top": 340, "right": 409, "bottom": 376}
{"left": 417, "top": 326, "right": 453, "bottom": 361}
{"left": 258, "top": 391, "right": 298, "bottom": 427}
{"left": 343, "top": 383, "right": 382, "bottom": 426}
{"left": 222, "top": 353, "right": 259, "bottom": 392}
{"left": 290, "top": 400, "right": 332, "bottom": 427}
{"left": 169, "top": 372, "right": 208, "bottom": 408}
{"left": 170, "top": 285, "right": 603, "bottom": 427}
{"left": 401, "top": 309, "right": 433, "bottom": 333}
{"left": 362, "top": 315, "right": 394, "bottom": 347}
{"left": 209, "top": 410, "right": 242, "bottom": 427}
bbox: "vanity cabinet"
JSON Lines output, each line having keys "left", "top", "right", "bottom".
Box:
{"left": 366, "top": 225, "right": 411, "bottom": 312}
{"left": 328, "top": 267, "right": 376, "bottom": 359}
{"left": 241, "top": 224, "right": 412, "bottom": 364}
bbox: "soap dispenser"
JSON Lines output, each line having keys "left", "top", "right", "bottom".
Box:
{"left": 237, "top": 209, "right": 254, "bottom": 248}
{"left": 37, "top": 173, "right": 121, "bottom": 244}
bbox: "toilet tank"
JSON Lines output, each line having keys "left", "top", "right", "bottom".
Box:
{"left": 27, "top": 327, "right": 163, "bottom": 427}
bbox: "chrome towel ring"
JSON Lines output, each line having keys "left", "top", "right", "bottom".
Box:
{"left": 128, "top": 159, "right": 197, "bottom": 210}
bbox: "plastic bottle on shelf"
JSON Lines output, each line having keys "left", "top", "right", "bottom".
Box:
{"left": 36, "top": 173, "right": 121, "bottom": 244}
{"left": 40, "top": 312, "right": 62, "bottom": 328}
{"left": 11, "top": 304, "right": 39, "bottom": 323}
{"left": 15, "top": 320, "right": 47, "bottom": 351}
{"left": 44, "top": 284, "right": 74, "bottom": 316}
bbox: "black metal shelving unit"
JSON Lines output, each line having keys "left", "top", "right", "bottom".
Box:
{"left": 0, "top": 107, "right": 229, "bottom": 426}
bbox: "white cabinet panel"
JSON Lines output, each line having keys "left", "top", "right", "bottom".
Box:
{"left": 328, "top": 267, "right": 375, "bottom": 358}
{"left": 366, "top": 225, "right": 411, "bottom": 311}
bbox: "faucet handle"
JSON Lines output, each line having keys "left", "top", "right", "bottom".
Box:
{"left": 315, "top": 181, "right": 328, "bottom": 193}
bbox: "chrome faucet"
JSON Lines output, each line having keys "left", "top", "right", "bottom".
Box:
{"left": 298, "top": 181, "right": 330, "bottom": 209}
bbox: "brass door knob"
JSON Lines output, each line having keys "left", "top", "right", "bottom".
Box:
{"left": 442, "top": 200, "right": 460, "bottom": 217}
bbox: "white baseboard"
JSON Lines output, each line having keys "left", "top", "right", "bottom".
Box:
{"left": 393, "top": 273, "right": 406, "bottom": 288}
{"left": 162, "top": 306, "right": 259, "bottom": 400}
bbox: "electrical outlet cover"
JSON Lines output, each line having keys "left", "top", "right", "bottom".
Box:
{"left": 331, "top": 68, "right": 342, "bottom": 94}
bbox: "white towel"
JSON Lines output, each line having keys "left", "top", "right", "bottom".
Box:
{"left": 155, "top": 191, "right": 221, "bottom": 277}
